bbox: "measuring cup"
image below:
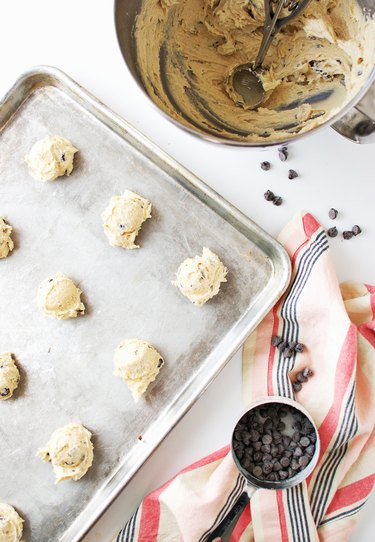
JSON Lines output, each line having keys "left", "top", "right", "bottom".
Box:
{"left": 207, "top": 396, "right": 320, "bottom": 542}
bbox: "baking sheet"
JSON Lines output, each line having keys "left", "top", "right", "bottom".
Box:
{"left": 0, "top": 67, "right": 290, "bottom": 541}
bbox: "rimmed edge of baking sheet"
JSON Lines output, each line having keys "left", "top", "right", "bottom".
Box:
{"left": 0, "top": 66, "right": 291, "bottom": 541}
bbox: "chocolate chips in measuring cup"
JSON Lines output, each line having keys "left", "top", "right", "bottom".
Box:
{"left": 232, "top": 402, "right": 316, "bottom": 482}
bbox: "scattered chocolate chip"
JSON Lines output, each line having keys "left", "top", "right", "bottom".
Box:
{"left": 296, "top": 372, "right": 308, "bottom": 383}
{"left": 302, "top": 367, "right": 313, "bottom": 378}
{"left": 288, "top": 169, "right": 298, "bottom": 180}
{"left": 277, "top": 341, "right": 288, "bottom": 352}
{"left": 343, "top": 230, "right": 354, "bottom": 240}
{"left": 327, "top": 227, "right": 338, "bottom": 238}
{"left": 328, "top": 208, "right": 338, "bottom": 220}
{"left": 271, "top": 335, "right": 282, "bottom": 347}
{"left": 137, "top": 435, "right": 143, "bottom": 441}
{"left": 352, "top": 225, "right": 362, "bottom": 236}
{"left": 278, "top": 148, "right": 288, "bottom": 162}
{"left": 264, "top": 190, "right": 275, "bottom": 202}
{"left": 288, "top": 341, "right": 297, "bottom": 350}
{"left": 283, "top": 347, "right": 294, "bottom": 358}
{"left": 261, "top": 161, "right": 271, "bottom": 171}
{"left": 273, "top": 196, "right": 283, "bottom": 206}
{"left": 292, "top": 381, "right": 302, "bottom": 392}
{"left": 294, "top": 343, "right": 305, "bottom": 353}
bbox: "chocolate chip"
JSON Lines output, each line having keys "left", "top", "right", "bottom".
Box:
{"left": 263, "top": 461, "right": 273, "bottom": 474}
{"left": 261, "top": 161, "right": 271, "bottom": 171}
{"left": 296, "top": 372, "right": 307, "bottom": 383}
{"left": 352, "top": 225, "right": 362, "bottom": 236}
{"left": 253, "top": 451, "right": 262, "bottom": 462}
{"left": 0, "top": 387, "right": 10, "bottom": 397}
{"left": 293, "top": 446, "right": 303, "bottom": 458}
{"left": 262, "top": 434, "right": 272, "bottom": 445}
{"left": 279, "top": 470, "right": 288, "bottom": 480}
{"left": 277, "top": 341, "right": 288, "bottom": 352}
{"left": 253, "top": 466, "right": 263, "bottom": 478}
{"left": 299, "top": 455, "right": 310, "bottom": 468}
{"left": 253, "top": 441, "right": 262, "bottom": 451}
{"left": 294, "top": 343, "right": 305, "bottom": 353}
{"left": 278, "top": 148, "right": 288, "bottom": 162}
{"left": 61, "top": 153, "right": 66, "bottom": 162}
{"left": 292, "top": 431, "right": 301, "bottom": 442}
{"left": 305, "top": 445, "right": 315, "bottom": 456}
{"left": 273, "top": 461, "right": 282, "bottom": 471}
{"left": 328, "top": 208, "right": 338, "bottom": 220}
{"left": 283, "top": 347, "right": 294, "bottom": 358}
{"left": 271, "top": 335, "right": 282, "bottom": 347}
{"left": 280, "top": 456, "right": 290, "bottom": 468}
{"left": 157, "top": 358, "right": 164, "bottom": 368}
{"left": 327, "top": 227, "right": 338, "bottom": 238}
{"left": 261, "top": 444, "right": 271, "bottom": 454}
{"left": 264, "top": 190, "right": 275, "bottom": 201}
{"left": 273, "top": 196, "right": 283, "bottom": 206}
{"left": 300, "top": 436, "right": 310, "bottom": 447}
{"left": 288, "top": 341, "right": 297, "bottom": 350}
{"left": 293, "top": 382, "right": 302, "bottom": 392}
{"left": 302, "top": 367, "right": 313, "bottom": 378}
{"left": 250, "top": 430, "right": 260, "bottom": 442}
{"left": 343, "top": 230, "right": 354, "bottom": 240}
{"left": 288, "top": 169, "right": 298, "bottom": 180}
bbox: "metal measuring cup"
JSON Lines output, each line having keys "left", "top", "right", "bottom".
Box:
{"left": 207, "top": 396, "right": 320, "bottom": 542}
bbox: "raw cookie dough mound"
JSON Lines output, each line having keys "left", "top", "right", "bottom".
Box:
{"left": 37, "top": 423, "right": 94, "bottom": 483}
{"left": 114, "top": 339, "right": 164, "bottom": 401}
{"left": 173, "top": 247, "right": 227, "bottom": 306}
{"left": 0, "top": 503, "right": 24, "bottom": 542}
{"left": 25, "top": 135, "right": 78, "bottom": 181}
{"left": 101, "top": 190, "right": 152, "bottom": 249}
{"left": 0, "top": 353, "right": 20, "bottom": 401}
{"left": 0, "top": 217, "right": 14, "bottom": 259}
{"left": 37, "top": 273, "right": 85, "bottom": 320}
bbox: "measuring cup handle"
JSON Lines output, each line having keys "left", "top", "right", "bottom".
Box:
{"left": 332, "top": 81, "right": 375, "bottom": 144}
{"left": 206, "top": 485, "right": 257, "bottom": 542}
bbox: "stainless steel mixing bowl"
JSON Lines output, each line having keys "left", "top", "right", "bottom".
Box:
{"left": 115, "top": 0, "right": 375, "bottom": 145}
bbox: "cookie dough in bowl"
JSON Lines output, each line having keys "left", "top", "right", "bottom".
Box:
{"left": 0, "top": 353, "right": 20, "bottom": 401}
{"left": 0, "top": 218, "right": 14, "bottom": 259}
{"left": 173, "top": 247, "right": 227, "bottom": 306}
{"left": 134, "top": 0, "right": 375, "bottom": 143}
{"left": 25, "top": 135, "right": 78, "bottom": 181}
{"left": 37, "top": 423, "right": 94, "bottom": 483}
{"left": 101, "top": 190, "right": 152, "bottom": 249}
{"left": 114, "top": 339, "right": 164, "bottom": 401}
{"left": 0, "top": 503, "right": 24, "bottom": 542}
{"left": 37, "top": 273, "right": 85, "bottom": 320}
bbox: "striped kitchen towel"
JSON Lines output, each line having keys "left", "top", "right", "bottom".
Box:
{"left": 116, "top": 212, "right": 375, "bottom": 542}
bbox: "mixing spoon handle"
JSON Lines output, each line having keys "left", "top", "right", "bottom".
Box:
{"left": 253, "top": 0, "right": 285, "bottom": 70}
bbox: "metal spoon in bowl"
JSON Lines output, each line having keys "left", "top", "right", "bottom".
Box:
{"left": 229, "top": 0, "right": 312, "bottom": 109}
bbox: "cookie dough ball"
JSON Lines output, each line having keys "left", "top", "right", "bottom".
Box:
{"left": 0, "top": 503, "right": 24, "bottom": 542}
{"left": 0, "top": 353, "right": 20, "bottom": 401}
{"left": 37, "top": 423, "right": 94, "bottom": 483}
{"left": 173, "top": 247, "right": 227, "bottom": 306}
{"left": 0, "top": 217, "right": 14, "bottom": 259}
{"left": 101, "top": 190, "right": 152, "bottom": 249}
{"left": 25, "top": 135, "right": 78, "bottom": 182}
{"left": 114, "top": 339, "right": 164, "bottom": 401}
{"left": 37, "top": 273, "right": 85, "bottom": 320}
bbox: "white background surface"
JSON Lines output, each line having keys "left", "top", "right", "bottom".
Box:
{"left": 0, "top": 1, "right": 374, "bottom": 541}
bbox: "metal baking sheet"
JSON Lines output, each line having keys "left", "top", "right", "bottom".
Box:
{"left": 0, "top": 66, "right": 291, "bottom": 542}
